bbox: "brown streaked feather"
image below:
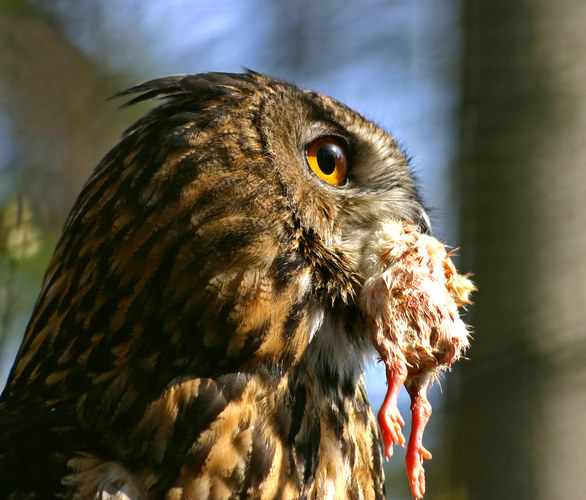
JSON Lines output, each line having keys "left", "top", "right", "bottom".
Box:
{"left": 0, "top": 71, "right": 430, "bottom": 498}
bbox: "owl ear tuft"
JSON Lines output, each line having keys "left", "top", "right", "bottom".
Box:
{"left": 113, "top": 72, "right": 253, "bottom": 108}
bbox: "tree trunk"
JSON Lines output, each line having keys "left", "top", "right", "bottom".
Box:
{"left": 448, "top": 1, "right": 586, "bottom": 498}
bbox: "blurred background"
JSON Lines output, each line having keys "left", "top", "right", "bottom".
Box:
{"left": 1, "top": 0, "right": 585, "bottom": 498}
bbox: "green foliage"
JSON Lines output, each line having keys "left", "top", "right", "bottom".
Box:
{"left": 0, "top": 0, "right": 30, "bottom": 13}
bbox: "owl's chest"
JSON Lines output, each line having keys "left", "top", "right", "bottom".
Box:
{"left": 158, "top": 372, "right": 383, "bottom": 500}
{"left": 64, "top": 314, "right": 384, "bottom": 499}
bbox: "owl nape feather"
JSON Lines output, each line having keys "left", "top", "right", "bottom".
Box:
{"left": 0, "top": 71, "right": 472, "bottom": 500}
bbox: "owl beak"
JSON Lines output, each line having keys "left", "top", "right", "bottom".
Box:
{"left": 416, "top": 204, "right": 432, "bottom": 235}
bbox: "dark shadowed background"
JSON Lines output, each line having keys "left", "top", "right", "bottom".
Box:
{"left": 1, "top": 1, "right": 585, "bottom": 498}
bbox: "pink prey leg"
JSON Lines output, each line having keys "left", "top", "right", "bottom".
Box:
{"left": 405, "top": 379, "right": 433, "bottom": 499}
{"left": 377, "top": 362, "right": 408, "bottom": 458}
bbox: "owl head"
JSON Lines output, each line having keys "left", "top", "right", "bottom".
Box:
{"left": 5, "top": 69, "right": 430, "bottom": 428}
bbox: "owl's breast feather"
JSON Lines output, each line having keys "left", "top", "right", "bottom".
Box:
{"left": 359, "top": 220, "right": 475, "bottom": 499}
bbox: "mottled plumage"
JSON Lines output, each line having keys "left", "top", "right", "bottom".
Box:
{"left": 0, "top": 71, "right": 432, "bottom": 499}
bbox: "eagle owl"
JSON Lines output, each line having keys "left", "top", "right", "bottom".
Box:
{"left": 0, "top": 71, "right": 437, "bottom": 499}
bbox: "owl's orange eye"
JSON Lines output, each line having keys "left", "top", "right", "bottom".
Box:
{"left": 306, "top": 137, "right": 348, "bottom": 186}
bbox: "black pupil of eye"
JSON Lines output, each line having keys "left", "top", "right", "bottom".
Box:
{"left": 316, "top": 144, "right": 340, "bottom": 175}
